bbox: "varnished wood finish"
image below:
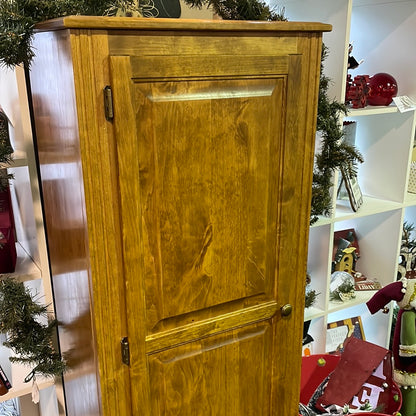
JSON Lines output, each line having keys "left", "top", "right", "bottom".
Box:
{"left": 30, "top": 17, "right": 329, "bottom": 415}
{"left": 35, "top": 15, "right": 331, "bottom": 32}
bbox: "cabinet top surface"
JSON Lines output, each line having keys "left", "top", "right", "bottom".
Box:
{"left": 34, "top": 16, "right": 331, "bottom": 33}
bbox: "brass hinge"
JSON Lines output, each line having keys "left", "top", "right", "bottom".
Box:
{"left": 121, "top": 337, "right": 130, "bottom": 366}
{"left": 103, "top": 85, "right": 114, "bottom": 121}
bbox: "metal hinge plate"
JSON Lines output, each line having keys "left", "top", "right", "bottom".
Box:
{"left": 121, "top": 337, "right": 130, "bottom": 366}
{"left": 103, "top": 85, "right": 114, "bottom": 121}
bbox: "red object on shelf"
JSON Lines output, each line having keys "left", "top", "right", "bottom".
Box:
{"left": 300, "top": 354, "right": 341, "bottom": 405}
{"left": 0, "top": 186, "right": 16, "bottom": 273}
{"left": 367, "top": 72, "right": 398, "bottom": 106}
{"left": 345, "top": 74, "right": 370, "bottom": 108}
{"left": 300, "top": 349, "right": 402, "bottom": 416}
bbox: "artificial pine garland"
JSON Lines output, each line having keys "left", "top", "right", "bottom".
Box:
{"left": 0, "top": 276, "right": 66, "bottom": 382}
{"left": 310, "top": 45, "right": 363, "bottom": 224}
{"left": 0, "top": 0, "right": 142, "bottom": 67}
{"left": 402, "top": 221, "right": 416, "bottom": 250}
{"left": 183, "top": 0, "right": 286, "bottom": 21}
{"left": 0, "top": 0, "right": 286, "bottom": 69}
{"left": 305, "top": 289, "right": 319, "bottom": 309}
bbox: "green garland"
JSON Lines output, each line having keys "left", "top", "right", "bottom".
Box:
{"left": 183, "top": 0, "right": 287, "bottom": 21}
{"left": 305, "top": 289, "right": 319, "bottom": 309}
{"left": 311, "top": 45, "right": 364, "bottom": 224}
{"left": 0, "top": 0, "right": 287, "bottom": 56}
{"left": 0, "top": 0, "right": 143, "bottom": 67}
{"left": 0, "top": 276, "right": 66, "bottom": 382}
{"left": 402, "top": 221, "right": 416, "bottom": 250}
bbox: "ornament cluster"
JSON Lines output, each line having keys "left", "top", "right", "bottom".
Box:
{"left": 345, "top": 72, "right": 398, "bottom": 109}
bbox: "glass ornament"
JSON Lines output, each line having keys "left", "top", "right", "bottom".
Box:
{"left": 367, "top": 72, "right": 398, "bottom": 106}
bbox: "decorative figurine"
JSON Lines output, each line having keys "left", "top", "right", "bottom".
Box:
{"left": 347, "top": 43, "right": 363, "bottom": 70}
{"left": 367, "top": 278, "right": 416, "bottom": 416}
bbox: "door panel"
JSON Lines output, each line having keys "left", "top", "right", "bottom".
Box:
{"left": 149, "top": 323, "right": 272, "bottom": 415}
{"left": 110, "top": 49, "right": 304, "bottom": 414}
{"left": 133, "top": 77, "right": 284, "bottom": 331}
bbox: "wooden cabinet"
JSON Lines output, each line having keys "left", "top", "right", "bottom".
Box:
{"left": 29, "top": 17, "right": 329, "bottom": 415}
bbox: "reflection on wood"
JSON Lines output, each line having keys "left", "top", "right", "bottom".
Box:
{"left": 30, "top": 17, "right": 329, "bottom": 416}
{"left": 149, "top": 324, "right": 271, "bottom": 415}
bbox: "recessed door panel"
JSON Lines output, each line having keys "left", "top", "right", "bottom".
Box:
{"left": 148, "top": 323, "right": 272, "bottom": 415}
{"left": 132, "top": 78, "right": 285, "bottom": 332}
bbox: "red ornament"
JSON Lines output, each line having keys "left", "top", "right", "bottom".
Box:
{"left": 367, "top": 72, "right": 398, "bottom": 106}
{"left": 345, "top": 74, "right": 370, "bottom": 108}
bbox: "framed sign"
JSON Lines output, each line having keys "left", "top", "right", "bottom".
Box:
{"left": 326, "top": 316, "right": 365, "bottom": 353}
{"left": 340, "top": 168, "right": 363, "bottom": 212}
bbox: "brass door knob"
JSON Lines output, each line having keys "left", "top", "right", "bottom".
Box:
{"left": 281, "top": 304, "right": 293, "bottom": 317}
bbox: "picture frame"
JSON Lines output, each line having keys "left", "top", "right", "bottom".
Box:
{"left": 326, "top": 316, "right": 365, "bottom": 353}
{"left": 340, "top": 168, "right": 363, "bottom": 212}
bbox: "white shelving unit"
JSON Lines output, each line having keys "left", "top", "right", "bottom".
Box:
{"left": 0, "top": 67, "right": 65, "bottom": 415}
{"left": 278, "top": 0, "right": 416, "bottom": 353}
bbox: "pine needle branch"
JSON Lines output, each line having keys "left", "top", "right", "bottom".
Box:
{"left": 0, "top": 276, "right": 66, "bottom": 381}
{"left": 310, "top": 44, "right": 364, "bottom": 224}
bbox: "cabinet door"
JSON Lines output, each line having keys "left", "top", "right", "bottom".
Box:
{"left": 109, "top": 38, "right": 317, "bottom": 415}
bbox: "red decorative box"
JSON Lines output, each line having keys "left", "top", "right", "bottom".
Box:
{"left": 0, "top": 187, "right": 16, "bottom": 273}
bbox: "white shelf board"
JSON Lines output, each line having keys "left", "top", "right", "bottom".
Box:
{"left": 404, "top": 192, "right": 416, "bottom": 207}
{"left": 0, "top": 375, "right": 55, "bottom": 404}
{"left": 347, "top": 104, "right": 399, "bottom": 117}
{"left": 328, "top": 289, "right": 377, "bottom": 314}
{"left": 304, "top": 306, "right": 326, "bottom": 321}
{"left": 353, "top": 0, "right": 411, "bottom": 7}
{"left": 334, "top": 195, "right": 402, "bottom": 222}
{"left": 0, "top": 242, "right": 41, "bottom": 282}
{"left": 314, "top": 196, "right": 404, "bottom": 226}
{"left": 10, "top": 150, "right": 27, "bottom": 168}
{"left": 310, "top": 215, "right": 333, "bottom": 228}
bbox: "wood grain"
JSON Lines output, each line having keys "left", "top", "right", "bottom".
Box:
{"left": 34, "top": 16, "right": 331, "bottom": 33}
{"left": 149, "top": 323, "right": 272, "bottom": 415}
{"left": 30, "top": 18, "right": 327, "bottom": 415}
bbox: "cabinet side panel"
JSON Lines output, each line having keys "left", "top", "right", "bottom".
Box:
{"left": 31, "top": 29, "right": 133, "bottom": 416}
{"left": 30, "top": 30, "right": 102, "bottom": 416}
{"left": 69, "top": 28, "right": 133, "bottom": 416}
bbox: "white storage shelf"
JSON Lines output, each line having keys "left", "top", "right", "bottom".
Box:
{"left": 0, "top": 67, "right": 63, "bottom": 415}
{"left": 285, "top": 0, "right": 416, "bottom": 354}
{"left": 2, "top": 243, "right": 42, "bottom": 282}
